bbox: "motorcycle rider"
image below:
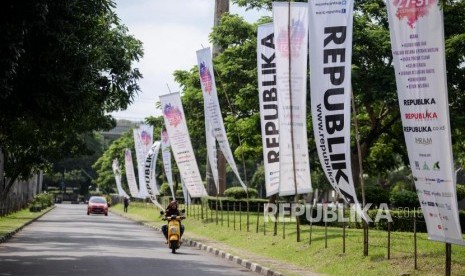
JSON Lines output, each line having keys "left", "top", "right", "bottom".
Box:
{"left": 161, "top": 200, "right": 185, "bottom": 243}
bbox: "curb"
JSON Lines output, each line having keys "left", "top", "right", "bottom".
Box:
{"left": 112, "top": 211, "right": 284, "bottom": 276}
{"left": 181, "top": 238, "right": 284, "bottom": 276}
{"left": 0, "top": 205, "right": 56, "bottom": 244}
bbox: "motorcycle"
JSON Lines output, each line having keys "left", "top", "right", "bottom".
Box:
{"left": 161, "top": 210, "right": 185, "bottom": 253}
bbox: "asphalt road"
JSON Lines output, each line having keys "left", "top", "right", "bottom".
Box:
{"left": 0, "top": 204, "right": 256, "bottom": 276}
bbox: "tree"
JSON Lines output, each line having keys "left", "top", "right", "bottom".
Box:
{"left": 178, "top": 0, "right": 465, "bottom": 200}
{"left": 0, "top": 0, "right": 143, "bottom": 200}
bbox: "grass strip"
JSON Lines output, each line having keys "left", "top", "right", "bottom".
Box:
{"left": 112, "top": 202, "right": 465, "bottom": 276}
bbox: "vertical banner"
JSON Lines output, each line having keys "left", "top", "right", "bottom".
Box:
{"left": 205, "top": 117, "right": 219, "bottom": 192}
{"left": 273, "top": 2, "right": 312, "bottom": 196}
{"left": 133, "top": 128, "right": 148, "bottom": 198}
{"left": 257, "top": 23, "right": 280, "bottom": 197}
{"left": 181, "top": 176, "right": 192, "bottom": 205}
{"left": 145, "top": 141, "right": 164, "bottom": 210}
{"left": 161, "top": 129, "right": 176, "bottom": 199}
{"left": 386, "top": 1, "right": 464, "bottom": 245}
{"left": 159, "top": 92, "right": 207, "bottom": 198}
{"left": 124, "top": 148, "right": 139, "bottom": 198}
{"left": 308, "top": 0, "right": 365, "bottom": 220}
{"left": 196, "top": 47, "right": 247, "bottom": 191}
{"left": 133, "top": 125, "right": 153, "bottom": 198}
{"left": 112, "top": 159, "right": 128, "bottom": 197}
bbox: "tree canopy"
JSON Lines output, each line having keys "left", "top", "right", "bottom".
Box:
{"left": 0, "top": 0, "right": 143, "bottom": 199}
{"left": 172, "top": 0, "right": 465, "bottom": 195}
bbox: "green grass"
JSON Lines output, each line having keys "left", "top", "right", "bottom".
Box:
{"left": 0, "top": 207, "right": 53, "bottom": 237}
{"left": 113, "top": 202, "right": 465, "bottom": 276}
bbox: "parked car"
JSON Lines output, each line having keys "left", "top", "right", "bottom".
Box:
{"left": 87, "top": 196, "right": 108, "bottom": 216}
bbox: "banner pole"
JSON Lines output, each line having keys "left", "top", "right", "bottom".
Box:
{"left": 309, "top": 203, "right": 313, "bottom": 245}
{"left": 274, "top": 202, "right": 278, "bottom": 236}
{"left": 325, "top": 204, "right": 328, "bottom": 249}
{"left": 256, "top": 203, "right": 260, "bottom": 233}
{"left": 414, "top": 215, "right": 417, "bottom": 270}
{"left": 342, "top": 204, "right": 346, "bottom": 254}
{"left": 351, "top": 88, "right": 368, "bottom": 256}
{"left": 445, "top": 243, "right": 451, "bottom": 276}
{"left": 388, "top": 221, "right": 391, "bottom": 260}
{"left": 233, "top": 201, "right": 236, "bottom": 230}
{"left": 239, "top": 201, "right": 242, "bottom": 231}
{"left": 221, "top": 199, "right": 223, "bottom": 226}
{"left": 216, "top": 194, "right": 219, "bottom": 225}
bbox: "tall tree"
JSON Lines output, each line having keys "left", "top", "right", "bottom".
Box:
{"left": 0, "top": 0, "right": 143, "bottom": 200}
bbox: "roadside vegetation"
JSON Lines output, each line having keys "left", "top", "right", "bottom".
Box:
{"left": 111, "top": 201, "right": 465, "bottom": 276}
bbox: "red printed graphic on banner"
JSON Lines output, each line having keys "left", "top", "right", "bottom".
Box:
{"left": 394, "top": 0, "right": 436, "bottom": 28}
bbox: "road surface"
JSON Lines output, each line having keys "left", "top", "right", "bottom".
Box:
{"left": 0, "top": 204, "right": 256, "bottom": 276}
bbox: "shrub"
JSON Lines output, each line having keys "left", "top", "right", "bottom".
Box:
{"left": 389, "top": 189, "right": 419, "bottom": 208}
{"left": 159, "top": 183, "right": 171, "bottom": 196}
{"left": 361, "top": 183, "right": 390, "bottom": 206}
{"left": 30, "top": 193, "right": 53, "bottom": 208}
{"left": 176, "top": 189, "right": 184, "bottom": 197}
{"left": 457, "top": 184, "right": 465, "bottom": 202}
{"left": 224, "top": 187, "right": 258, "bottom": 199}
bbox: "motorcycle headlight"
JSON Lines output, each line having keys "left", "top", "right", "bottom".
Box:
{"left": 170, "top": 227, "right": 178, "bottom": 234}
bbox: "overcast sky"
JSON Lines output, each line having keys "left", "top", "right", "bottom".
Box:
{"left": 109, "top": 0, "right": 270, "bottom": 121}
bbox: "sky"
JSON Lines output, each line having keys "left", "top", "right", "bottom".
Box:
{"left": 109, "top": 0, "right": 270, "bottom": 121}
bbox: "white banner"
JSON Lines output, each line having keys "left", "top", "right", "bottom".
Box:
{"left": 273, "top": 2, "right": 312, "bottom": 196}
{"left": 308, "top": 0, "right": 365, "bottom": 220}
{"left": 145, "top": 141, "right": 164, "bottom": 210}
{"left": 181, "top": 176, "right": 192, "bottom": 205}
{"left": 197, "top": 47, "right": 247, "bottom": 191}
{"left": 133, "top": 125, "right": 153, "bottom": 198}
{"left": 112, "top": 158, "right": 128, "bottom": 197}
{"left": 124, "top": 148, "right": 139, "bottom": 198}
{"left": 159, "top": 92, "right": 207, "bottom": 198}
{"left": 205, "top": 117, "right": 219, "bottom": 192}
{"left": 387, "top": 1, "right": 463, "bottom": 245}
{"left": 257, "top": 23, "right": 280, "bottom": 197}
{"left": 161, "top": 129, "right": 176, "bottom": 199}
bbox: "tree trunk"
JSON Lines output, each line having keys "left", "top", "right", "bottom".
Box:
{"left": 213, "top": 0, "right": 229, "bottom": 57}
{"left": 212, "top": 0, "right": 229, "bottom": 196}
{"left": 217, "top": 150, "right": 226, "bottom": 196}
{"left": 0, "top": 147, "right": 4, "bottom": 193}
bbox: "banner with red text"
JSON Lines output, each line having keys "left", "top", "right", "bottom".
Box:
{"left": 387, "top": 1, "right": 463, "bottom": 245}
{"left": 273, "top": 2, "right": 312, "bottom": 196}
{"left": 159, "top": 92, "right": 207, "bottom": 198}
{"left": 257, "top": 23, "right": 280, "bottom": 197}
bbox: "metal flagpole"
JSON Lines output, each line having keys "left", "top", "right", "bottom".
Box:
{"left": 286, "top": 0, "right": 301, "bottom": 243}
{"left": 351, "top": 88, "right": 368, "bottom": 256}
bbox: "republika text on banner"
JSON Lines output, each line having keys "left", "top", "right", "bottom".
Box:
{"left": 386, "top": 1, "right": 464, "bottom": 245}
{"left": 308, "top": 0, "right": 366, "bottom": 221}
{"left": 161, "top": 129, "right": 176, "bottom": 199}
{"left": 112, "top": 159, "right": 128, "bottom": 197}
{"left": 159, "top": 92, "right": 207, "bottom": 198}
{"left": 257, "top": 23, "right": 279, "bottom": 197}
{"left": 272, "top": 2, "right": 312, "bottom": 196}
{"left": 124, "top": 148, "right": 139, "bottom": 198}
{"left": 145, "top": 141, "right": 164, "bottom": 210}
{"left": 133, "top": 125, "right": 153, "bottom": 198}
{"left": 196, "top": 47, "right": 247, "bottom": 191}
